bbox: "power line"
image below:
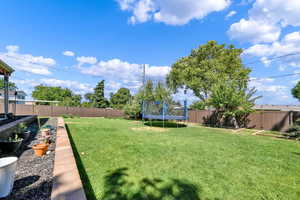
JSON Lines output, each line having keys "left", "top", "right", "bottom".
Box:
{"left": 244, "top": 51, "right": 300, "bottom": 65}
{"left": 250, "top": 72, "right": 300, "bottom": 81}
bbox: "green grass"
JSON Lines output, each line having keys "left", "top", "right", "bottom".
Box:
{"left": 66, "top": 118, "right": 300, "bottom": 200}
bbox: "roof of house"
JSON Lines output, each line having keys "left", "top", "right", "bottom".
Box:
{"left": 0, "top": 59, "right": 14, "bottom": 76}
{"left": 254, "top": 105, "right": 300, "bottom": 111}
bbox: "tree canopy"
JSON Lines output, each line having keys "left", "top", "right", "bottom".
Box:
{"left": 110, "top": 88, "right": 132, "bottom": 109}
{"left": 208, "top": 80, "right": 259, "bottom": 128}
{"left": 167, "top": 40, "right": 251, "bottom": 102}
{"left": 32, "top": 85, "right": 81, "bottom": 106}
{"left": 292, "top": 81, "right": 300, "bottom": 101}
{"left": 83, "top": 80, "right": 109, "bottom": 108}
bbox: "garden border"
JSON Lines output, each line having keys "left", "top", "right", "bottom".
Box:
{"left": 51, "top": 117, "right": 87, "bottom": 200}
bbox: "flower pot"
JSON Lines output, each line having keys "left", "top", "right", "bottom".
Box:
{"left": 0, "top": 157, "right": 18, "bottom": 198}
{"left": 41, "top": 129, "right": 50, "bottom": 137}
{"left": 0, "top": 140, "right": 23, "bottom": 154}
{"left": 32, "top": 144, "right": 48, "bottom": 157}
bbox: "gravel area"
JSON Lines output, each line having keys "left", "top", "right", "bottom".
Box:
{"left": 1, "top": 118, "right": 57, "bottom": 200}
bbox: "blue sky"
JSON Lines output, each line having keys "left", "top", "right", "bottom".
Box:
{"left": 0, "top": 0, "right": 300, "bottom": 105}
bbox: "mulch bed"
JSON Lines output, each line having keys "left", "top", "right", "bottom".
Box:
{"left": 1, "top": 118, "right": 57, "bottom": 200}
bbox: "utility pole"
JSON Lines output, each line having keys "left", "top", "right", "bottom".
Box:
{"left": 143, "top": 64, "right": 146, "bottom": 88}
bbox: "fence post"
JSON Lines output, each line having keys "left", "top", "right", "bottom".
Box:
{"left": 51, "top": 104, "right": 54, "bottom": 117}
{"left": 260, "top": 111, "right": 264, "bottom": 130}
{"left": 32, "top": 104, "right": 35, "bottom": 115}
{"left": 290, "top": 111, "right": 294, "bottom": 126}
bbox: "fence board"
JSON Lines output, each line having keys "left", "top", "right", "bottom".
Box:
{"left": 2, "top": 103, "right": 296, "bottom": 131}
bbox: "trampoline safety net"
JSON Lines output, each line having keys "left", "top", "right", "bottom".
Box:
{"left": 142, "top": 101, "right": 188, "bottom": 120}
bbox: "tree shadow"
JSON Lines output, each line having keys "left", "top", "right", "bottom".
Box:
{"left": 66, "top": 124, "right": 97, "bottom": 200}
{"left": 102, "top": 168, "right": 218, "bottom": 200}
{"left": 13, "top": 175, "right": 40, "bottom": 189}
{"left": 271, "top": 112, "right": 290, "bottom": 131}
{"left": 292, "top": 152, "right": 300, "bottom": 156}
{"left": 144, "top": 121, "right": 187, "bottom": 128}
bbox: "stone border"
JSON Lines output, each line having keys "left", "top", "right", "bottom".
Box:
{"left": 51, "top": 117, "right": 87, "bottom": 200}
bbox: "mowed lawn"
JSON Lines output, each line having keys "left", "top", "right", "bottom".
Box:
{"left": 65, "top": 117, "right": 300, "bottom": 200}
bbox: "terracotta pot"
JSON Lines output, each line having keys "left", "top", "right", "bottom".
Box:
{"left": 32, "top": 144, "right": 48, "bottom": 157}
{"left": 41, "top": 129, "right": 50, "bottom": 137}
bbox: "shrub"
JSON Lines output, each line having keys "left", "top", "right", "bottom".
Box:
{"left": 285, "top": 118, "right": 300, "bottom": 140}
{"left": 123, "top": 99, "right": 141, "bottom": 119}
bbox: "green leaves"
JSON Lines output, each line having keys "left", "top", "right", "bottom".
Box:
{"left": 209, "top": 80, "right": 259, "bottom": 128}
{"left": 32, "top": 85, "right": 81, "bottom": 106}
{"left": 292, "top": 81, "right": 300, "bottom": 101}
{"left": 110, "top": 88, "right": 132, "bottom": 109}
{"left": 167, "top": 40, "right": 251, "bottom": 101}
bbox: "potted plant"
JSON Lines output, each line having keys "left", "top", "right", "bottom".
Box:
{"left": 17, "top": 123, "right": 30, "bottom": 142}
{"left": 32, "top": 143, "right": 48, "bottom": 157}
{"left": 0, "top": 156, "right": 18, "bottom": 198}
{"left": 0, "top": 135, "right": 23, "bottom": 154}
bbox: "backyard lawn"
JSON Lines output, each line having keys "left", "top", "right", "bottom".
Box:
{"left": 65, "top": 117, "right": 300, "bottom": 200}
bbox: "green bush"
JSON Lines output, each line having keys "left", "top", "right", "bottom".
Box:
{"left": 123, "top": 99, "right": 141, "bottom": 119}
{"left": 285, "top": 118, "right": 300, "bottom": 140}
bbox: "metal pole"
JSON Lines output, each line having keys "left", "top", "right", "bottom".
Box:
{"left": 4, "top": 75, "right": 9, "bottom": 118}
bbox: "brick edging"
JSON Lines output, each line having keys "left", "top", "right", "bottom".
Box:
{"left": 51, "top": 117, "right": 87, "bottom": 200}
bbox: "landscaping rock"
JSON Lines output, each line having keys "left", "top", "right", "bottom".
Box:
{"left": 0, "top": 118, "right": 57, "bottom": 200}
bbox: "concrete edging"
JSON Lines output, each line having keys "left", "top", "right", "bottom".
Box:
{"left": 51, "top": 117, "right": 87, "bottom": 200}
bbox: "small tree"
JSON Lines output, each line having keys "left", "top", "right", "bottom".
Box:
{"left": 292, "top": 81, "right": 300, "bottom": 101}
{"left": 123, "top": 99, "right": 141, "bottom": 119}
{"left": 209, "top": 80, "right": 259, "bottom": 128}
{"left": 154, "top": 81, "right": 171, "bottom": 103}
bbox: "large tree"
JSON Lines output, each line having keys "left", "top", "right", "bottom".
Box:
{"left": 292, "top": 81, "right": 300, "bottom": 101}
{"left": 167, "top": 41, "right": 251, "bottom": 102}
{"left": 32, "top": 85, "right": 81, "bottom": 106}
{"left": 110, "top": 88, "right": 132, "bottom": 109}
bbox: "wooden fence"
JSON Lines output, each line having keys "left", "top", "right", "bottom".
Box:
{"left": 1, "top": 103, "right": 297, "bottom": 131}
{"left": 188, "top": 110, "right": 296, "bottom": 131}
{"left": 4, "top": 104, "right": 124, "bottom": 118}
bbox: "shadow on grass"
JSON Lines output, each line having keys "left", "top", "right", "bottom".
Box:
{"left": 66, "top": 124, "right": 97, "bottom": 200}
{"left": 101, "top": 167, "right": 220, "bottom": 200}
{"left": 144, "top": 121, "right": 187, "bottom": 128}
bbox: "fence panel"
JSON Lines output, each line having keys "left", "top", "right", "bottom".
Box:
{"left": 0, "top": 103, "right": 295, "bottom": 131}
{"left": 188, "top": 110, "right": 293, "bottom": 131}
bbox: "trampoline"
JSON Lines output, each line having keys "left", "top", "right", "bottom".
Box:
{"left": 142, "top": 100, "right": 188, "bottom": 121}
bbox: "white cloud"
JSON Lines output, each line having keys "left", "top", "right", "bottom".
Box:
{"left": 78, "top": 58, "right": 170, "bottom": 93}
{"left": 6, "top": 45, "right": 19, "bottom": 52}
{"left": 228, "top": 0, "right": 300, "bottom": 44}
{"left": 225, "top": 10, "right": 236, "bottom": 19}
{"left": 40, "top": 78, "right": 93, "bottom": 95}
{"left": 117, "top": 0, "right": 231, "bottom": 25}
{"left": 228, "top": 18, "right": 280, "bottom": 43}
{"left": 244, "top": 31, "right": 300, "bottom": 67}
{"left": 63, "top": 50, "right": 75, "bottom": 57}
{"left": 76, "top": 56, "right": 97, "bottom": 65}
{"left": 0, "top": 45, "right": 56, "bottom": 75}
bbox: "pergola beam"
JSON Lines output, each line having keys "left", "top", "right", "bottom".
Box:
{"left": 0, "top": 59, "right": 14, "bottom": 118}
